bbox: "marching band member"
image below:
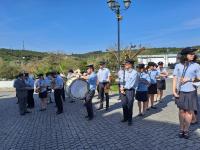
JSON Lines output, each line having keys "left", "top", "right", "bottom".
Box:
{"left": 136, "top": 64, "right": 150, "bottom": 116}
{"left": 147, "top": 62, "right": 160, "bottom": 109}
{"left": 173, "top": 47, "right": 200, "bottom": 139}
{"left": 25, "top": 73, "right": 35, "bottom": 108}
{"left": 14, "top": 73, "right": 31, "bottom": 115}
{"left": 120, "top": 59, "right": 138, "bottom": 126}
{"left": 35, "top": 74, "right": 48, "bottom": 111}
{"left": 57, "top": 72, "right": 66, "bottom": 102}
{"left": 97, "top": 61, "right": 111, "bottom": 111}
{"left": 82, "top": 64, "right": 97, "bottom": 121}
{"left": 51, "top": 71, "right": 64, "bottom": 115}
{"left": 156, "top": 62, "right": 168, "bottom": 102}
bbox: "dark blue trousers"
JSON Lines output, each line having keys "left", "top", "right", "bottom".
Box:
{"left": 54, "top": 89, "right": 63, "bottom": 113}
{"left": 98, "top": 82, "right": 109, "bottom": 108}
{"left": 85, "top": 90, "right": 95, "bottom": 118}
{"left": 121, "top": 89, "right": 135, "bottom": 122}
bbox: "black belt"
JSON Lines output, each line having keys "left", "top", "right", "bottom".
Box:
{"left": 124, "top": 88, "right": 135, "bottom": 91}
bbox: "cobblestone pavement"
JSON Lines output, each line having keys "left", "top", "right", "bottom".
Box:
{"left": 0, "top": 79, "right": 200, "bottom": 150}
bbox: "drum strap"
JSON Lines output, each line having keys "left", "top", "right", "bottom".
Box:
{"left": 148, "top": 70, "right": 152, "bottom": 83}
{"left": 178, "top": 62, "right": 191, "bottom": 90}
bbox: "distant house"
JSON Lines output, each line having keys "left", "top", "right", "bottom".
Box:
{"left": 137, "top": 54, "right": 177, "bottom": 67}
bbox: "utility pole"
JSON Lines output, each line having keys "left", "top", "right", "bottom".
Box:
{"left": 22, "top": 40, "right": 25, "bottom": 50}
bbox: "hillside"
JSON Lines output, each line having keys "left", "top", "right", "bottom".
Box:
{"left": 0, "top": 46, "right": 199, "bottom": 79}
{"left": 0, "top": 48, "right": 49, "bottom": 62}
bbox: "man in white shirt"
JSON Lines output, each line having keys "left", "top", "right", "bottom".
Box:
{"left": 97, "top": 61, "right": 111, "bottom": 111}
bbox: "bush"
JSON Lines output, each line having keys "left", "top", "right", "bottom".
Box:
{"left": 0, "top": 62, "right": 21, "bottom": 79}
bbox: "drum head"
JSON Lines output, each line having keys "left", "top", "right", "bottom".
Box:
{"left": 69, "top": 79, "right": 89, "bottom": 100}
{"left": 65, "top": 77, "right": 77, "bottom": 96}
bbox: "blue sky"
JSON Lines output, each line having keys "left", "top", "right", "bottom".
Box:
{"left": 0, "top": 0, "right": 200, "bottom": 53}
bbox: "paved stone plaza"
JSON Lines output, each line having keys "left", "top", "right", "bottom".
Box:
{"left": 0, "top": 79, "right": 200, "bottom": 150}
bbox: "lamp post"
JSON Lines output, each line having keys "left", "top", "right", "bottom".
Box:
{"left": 107, "top": 0, "right": 132, "bottom": 70}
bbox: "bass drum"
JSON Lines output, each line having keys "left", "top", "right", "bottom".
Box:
{"left": 66, "top": 77, "right": 89, "bottom": 100}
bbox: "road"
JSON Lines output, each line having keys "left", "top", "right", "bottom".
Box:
{"left": 0, "top": 79, "right": 200, "bottom": 150}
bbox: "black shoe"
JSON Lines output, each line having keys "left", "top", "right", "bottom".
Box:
{"left": 184, "top": 131, "right": 189, "bottom": 139}
{"left": 56, "top": 111, "right": 63, "bottom": 115}
{"left": 128, "top": 121, "right": 132, "bottom": 126}
{"left": 151, "top": 106, "right": 157, "bottom": 109}
{"left": 85, "top": 115, "right": 89, "bottom": 118}
{"left": 25, "top": 111, "right": 31, "bottom": 113}
{"left": 178, "top": 130, "right": 184, "bottom": 138}
{"left": 87, "top": 117, "right": 93, "bottom": 121}
{"left": 191, "top": 122, "right": 198, "bottom": 125}
{"left": 20, "top": 113, "right": 25, "bottom": 116}
{"left": 121, "top": 119, "right": 128, "bottom": 123}
{"left": 137, "top": 113, "right": 143, "bottom": 117}
{"left": 105, "top": 107, "right": 109, "bottom": 111}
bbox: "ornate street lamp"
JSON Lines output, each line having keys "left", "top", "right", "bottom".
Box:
{"left": 107, "top": 0, "right": 132, "bottom": 70}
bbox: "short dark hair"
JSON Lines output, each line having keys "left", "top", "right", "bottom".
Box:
{"left": 38, "top": 73, "right": 44, "bottom": 77}
{"left": 68, "top": 69, "right": 74, "bottom": 73}
{"left": 137, "top": 64, "right": 145, "bottom": 69}
{"left": 158, "top": 62, "right": 164, "bottom": 65}
{"left": 24, "top": 73, "right": 29, "bottom": 77}
{"left": 88, "top": 66, "right": 94, "bottom": 71}
{"left": 18, "top": 73, "right": 24, "bottom": 77}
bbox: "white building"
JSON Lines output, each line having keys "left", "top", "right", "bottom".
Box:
{"left": 137, "top": 54, "right": 177, "bottom": 67}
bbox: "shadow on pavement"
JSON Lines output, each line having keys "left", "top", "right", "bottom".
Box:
{"left": 138, "top": 94, "right": 173, "bottom": 119}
